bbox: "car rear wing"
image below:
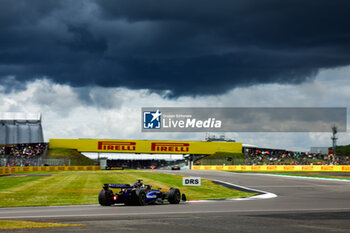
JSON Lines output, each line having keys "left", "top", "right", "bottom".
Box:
{"left": 103, "top": 184, "right": 131, "bottom": 189}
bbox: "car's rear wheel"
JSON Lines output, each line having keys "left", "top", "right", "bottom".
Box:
{"left": 168, "top": 188, "right": 181, "bottom": 204}
{"left": 98, "top": 189, "right": 115, "bottom": 206}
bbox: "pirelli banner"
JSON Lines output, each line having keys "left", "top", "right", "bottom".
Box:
{"left": 193, "top": 165, "right": 350, "bottom": 172}
{"left": 49, "top": 139, "right": 242, "bottom": 154}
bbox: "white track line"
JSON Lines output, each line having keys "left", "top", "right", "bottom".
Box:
{"left": 212, "top": 179, "right": 277, "bottom": 200}
{"left": 2, "top": 208, "right": 350, "bottom": 219}
{"left": 187, "top": 179, "right": 277, "bottom": 202}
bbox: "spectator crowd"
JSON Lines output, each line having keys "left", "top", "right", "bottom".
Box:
{"left": 0, "top": 143, "right": 47, "bottom": 167}
{"left": 245, "top": 149, "right": 350, "bottom": 165}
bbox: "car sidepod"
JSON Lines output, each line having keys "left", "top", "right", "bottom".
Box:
{"left": 145, "top": 190, "right": 165, "bottom": 204}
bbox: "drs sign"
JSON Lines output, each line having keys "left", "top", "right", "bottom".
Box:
{"left": 183, "top": 177, "right": 201, "bottom": 186}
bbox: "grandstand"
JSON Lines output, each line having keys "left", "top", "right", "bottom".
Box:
{"left": 1, "top": 113, "right": 346, "bottom": 168}
{"left": 0, "top": 112, "right": 48, "bottom": 167}
{"left": 0, "top": 112, "right": 44, "bottom": 144}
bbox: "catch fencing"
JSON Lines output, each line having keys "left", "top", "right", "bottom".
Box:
{"left": 0, "top": 157, "right": 70, "bottom": 167}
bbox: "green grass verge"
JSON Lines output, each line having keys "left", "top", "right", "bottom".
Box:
{"left": 46, "top": 148, "right": 95, "bottom": 165}
{"left": 0, "top": 170, "right": 255, "bottom": 207}
{"left": 0, "top": 220, "right": 84, "bottom": 229}
{"left": 198, "top": 152, "right": 246, "bottom": 165}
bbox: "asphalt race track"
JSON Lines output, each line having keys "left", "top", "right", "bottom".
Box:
{"left": 1, "top": 170, "right": 350, "bottom": 233}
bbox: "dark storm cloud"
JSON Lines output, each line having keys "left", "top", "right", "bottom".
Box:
{"left": 1, "top": 0, "right": 350, "bottom": 96}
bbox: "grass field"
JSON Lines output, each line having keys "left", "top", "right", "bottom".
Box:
{"left": 0, "top": 220, "right": 84, "bottom": 229}
{"left": 0, "top": 170, "right": 255, "bottom": 207}
{"left": 46, "top": 148, "right": 95, "bottom": 165}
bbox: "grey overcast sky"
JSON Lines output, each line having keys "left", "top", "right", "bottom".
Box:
{"left": 0, "top": 0, "right": 349, "bottom": 151}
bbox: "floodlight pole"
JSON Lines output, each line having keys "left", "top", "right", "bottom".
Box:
{"left": 331, "top": 125, "right": 338, "bottom": 160}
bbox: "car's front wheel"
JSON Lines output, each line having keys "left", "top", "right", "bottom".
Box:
{"left": 168, "top": 188, "right": 181, "bottom": 204}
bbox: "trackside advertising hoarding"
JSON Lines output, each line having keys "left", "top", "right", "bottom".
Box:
{"left": 0, "top": 166, "right": 100, "bottom": 175}
{"left": 0, "top": 167, "right": 10, "bottom": 176}
{"left": 193, "top": 165, "right": 350, "bottom": 172}
{"left": 49, "top": 139, "right": 243, "bottom": 154}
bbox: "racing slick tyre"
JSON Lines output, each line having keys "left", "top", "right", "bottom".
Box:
{"left": 126, "top": 190, "right": 146, "bottom": 206}
{"left": 133, "top": 190, "right": 146, "bottom": 206}
{"left": 98, "top": 189, "right": 115, "bottom": 206}
{"left": 168, "top": 188, "right": 181, "bottom": 204}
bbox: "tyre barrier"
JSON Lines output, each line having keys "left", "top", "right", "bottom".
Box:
{"left": 193, "top": 165, "right": 350, "bottom": 172}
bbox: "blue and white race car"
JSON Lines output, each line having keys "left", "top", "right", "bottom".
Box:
{"left": 98, "top": 179, "right": 186, "bottom": 206}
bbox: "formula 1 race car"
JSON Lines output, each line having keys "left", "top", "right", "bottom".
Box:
{"left": 98, "top": 179, "right": 186, "bottom": 206}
